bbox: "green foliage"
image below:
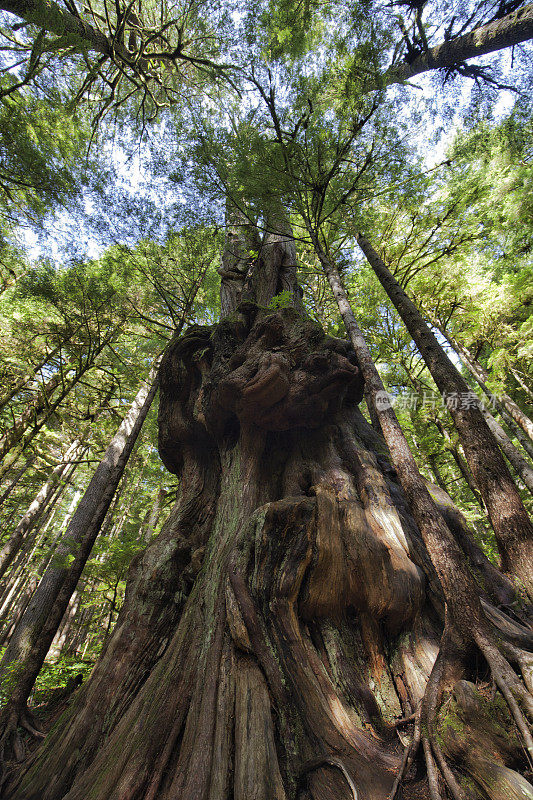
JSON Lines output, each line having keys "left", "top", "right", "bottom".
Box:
{"left": 0, "top": 0, "right": 531, "bottom": 709}
{"left": 0, "top": 89, "right": 91, "bottom": 222}
{"left": 31, "top": 656, "right": 93, "bottom": 707}
{"left": 268, "top": 289, "right": 293, "bottom": 309}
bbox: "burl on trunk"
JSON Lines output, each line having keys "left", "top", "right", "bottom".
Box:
{"left": 7, "top": 225, "right": 531, "bottom": 800}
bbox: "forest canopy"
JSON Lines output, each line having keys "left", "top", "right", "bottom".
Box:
{"left": 0, "top": 1, "right": 532, "bottom": 800}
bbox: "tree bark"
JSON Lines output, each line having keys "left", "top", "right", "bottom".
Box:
{"left": 5, "top": 225, "right": 532, "bottom": 800}
{"left": 356, "top": 231, "right": 533, "bottom": 597}
{"left": 435, "top": 323, "right": 533, "bottom": 448}
{"left": 381, "top": 4, "right": 533, "bottom": 88}
{"left": 0, "top": 364, "right": 158, "bottom": 720}
{"left": 0, "top": 0, "right": 116, "bottom": 57}
{"left": 449, "top": 444, "right": 484, "bottom": 506}
{"left": 0, "top": 440, "right": 84, "bottom": 581}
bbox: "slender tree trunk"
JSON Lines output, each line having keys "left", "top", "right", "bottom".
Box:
{"left": 364, "top": 388, "right": 383, "bottom": 433}
{"left": 0, "top": 482, "right": 80, "bottom": 654}
{"left": 450, "top": 445, "right": 484, "bottom": 506}
{"left": 0, "top": 441, "right": 84, "bottom": 580}
{"left": 356, "top": 231, "right": 533, "bottom": 597}
{"left": 0, "top": 467, "right": 79, "bottom": 619}
{"left": 142, "top": 487, "right": 167, "bottom": 543}
{"left": 427, "top": 454, "right": 447, "bottom": 491}
{"left": 65, "top": 602, "right": 94, "bottom": 658}
{"left": 429, "top": 323, "right": 533, "bottom": 463}
{"left": 480, "top": 406, "right": 533, "bottom": 495}
{"left": 314, "top": 235, "right": 489, "bottom": 610}
{"left": 435, "top": 323, "right": 533, "bottom": 446}
{"left": 49, "top": 586, "right": 83, "bottom": 661}
{"left": 0, "top": 456, "right": 36, "bottom": 508}
{"left": 510, "top": 367, "right": 533, "bottom": 405}
{"left": 431, "top": 418, "right": 485, "bottom": 508}
{"left": 6, "top": 222, "right": 531, "bottom": 800}
{"left": 0, "top": 364, "right": 158, "bottom": 721}
{"left": 0, "top": 578, "right": 38, "bottom": 653}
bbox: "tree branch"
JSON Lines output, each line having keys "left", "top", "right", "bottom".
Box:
{"left": 0, "top": 0, "right": 115, "bottom": 57}
{"left": 382, "top": 3, "right": 533, "bottom": 87}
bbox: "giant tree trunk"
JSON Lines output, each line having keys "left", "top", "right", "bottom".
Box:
{"left": 6, "top": 222, "right": 532, "bottom": 800}
{"left": 356, "top": 231, "right": 533, "bottom": 598}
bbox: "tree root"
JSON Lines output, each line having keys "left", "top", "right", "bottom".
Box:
{"left": 500, "top": 641, "right": 533, "bottom": 695}
{"left": 388, "top": 703, "right": 421, "bottom": 800}
{"left": 473, "top": 630, "right": 533, "bottom": 770}
{"left": 0, "top": 706, "right": 45, "bottom": 791}
{"left": 422, "top": 734, "right": 443, "bottom": 800}
{"left": 420, "top": 640, "right": 467, "bottom": 800}
{"left": 482, "top": 600, "right": 533, "bottom": 650}
{"left": 299, "top": 757, "right": 359, "bottom": 799}
{"left": 389, "top": 615, "right": 533, "bottom": 800}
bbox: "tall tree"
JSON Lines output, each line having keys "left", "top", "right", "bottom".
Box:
{"left": 436, "top": 323, "right": 533, "bottom": 446}
{"left": 0, "top": 361, "right": 158, "bottom": 752}
{"left": 1, "top": 2, "right": 533, "bottom": 799}
{"left": 5, "top": 213, "right": 531, "bottom": 800}
{"left": 0, "top": 328, "right": 119, "bottom": 477}
{"left": 480, "top": 405, "right": 533, "bottom": 495}
{"left": 355, "top": 231, "right": 533, "bottom": 595}
{"left": 0, "top": 439, "right": 84, "bottom": 580}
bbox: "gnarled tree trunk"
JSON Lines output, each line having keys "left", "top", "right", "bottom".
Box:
{"left": 6, "top": 220, "right": 532, "bottom": 800}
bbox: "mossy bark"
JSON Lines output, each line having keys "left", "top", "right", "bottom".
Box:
{"left": 7, "top": 223, "right": 532, "bottom": 800}
{"left": 7, "top": 303, "right": 531, "bottom": 800}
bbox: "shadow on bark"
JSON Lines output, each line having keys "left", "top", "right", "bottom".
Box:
{"left": 6, "top": 305, "right": 532, "bottom": 800}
